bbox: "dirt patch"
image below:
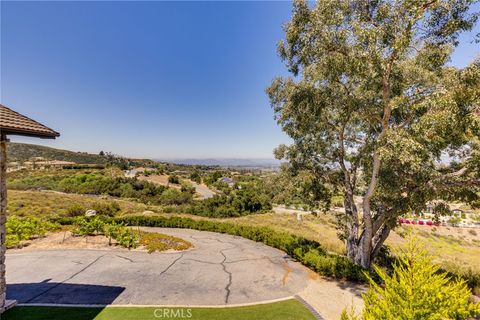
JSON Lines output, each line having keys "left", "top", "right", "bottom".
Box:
{"left": 138, "top": 174, "right": 181, "bottom": 189}
{"left": 8, "top": 230, "right": 192, "bottom": 253}
{"left": 282, "top": 260, "right": 294, "bottom": 286}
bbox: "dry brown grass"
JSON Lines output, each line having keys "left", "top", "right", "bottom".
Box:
{"left": 137, "top": 174, "right": 182, "bottom": 189}
{"left": 7, "top": 190, "right": 148, "bottom": 217}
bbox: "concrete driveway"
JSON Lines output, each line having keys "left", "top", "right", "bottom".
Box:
{"left": 6, "top": 228, "right": 311, "bottom": 306}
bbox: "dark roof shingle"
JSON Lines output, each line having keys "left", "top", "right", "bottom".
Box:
{"left": 0, "top": 105, "right": 59, "bottom": 139}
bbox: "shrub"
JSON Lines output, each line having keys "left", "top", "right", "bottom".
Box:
{"left": 72, "top": 216, "right": 105, "bottom": 236}
{"left": 168, "top": 175, "right": 180, "bottom": 184}
{"left": 187, "top": 187, "right": 272, "bottom": 218}
{"left": 115, "top": 228, "right": 139, "bottom": 249}
{"left": 468, "top": 229, "right": 477, "bottom": 236}
{"left": 92, "top": 201, "right": 121, "bottom": 217}
{"left": 343, "top": 237, "right": 480, "bottom": 319}
{"left": 70, "top": 216, "right": 138, "bottom": 249}
{"left": 6, "top": 216, "right": 60, "bottom": 248}
{"left": 138, "top": 231, "right": 191, "bottom": 253}
{"left": 103, "top": 221, "right": 125, "bottom": 245}
{"left": 66, "top": 204, "right": 86, "bottom": 217}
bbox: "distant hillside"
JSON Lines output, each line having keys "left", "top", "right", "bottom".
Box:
{"left": 7, "top": 143, "right": 106, "bottom": 164}
{"left": 157, "top": 158, "right": 282, "bottom": 168}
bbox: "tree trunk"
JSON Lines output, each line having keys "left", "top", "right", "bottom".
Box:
{"left": 344, "top": 191, "right": 359, "bottom": 262}
{"left": 0, "top": 134, "right": 7, "bottom": 311}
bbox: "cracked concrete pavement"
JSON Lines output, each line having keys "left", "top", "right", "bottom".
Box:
{"left": 6, "top": 228, "right": 310, "bottom": 306}
{"left": 6, "top": 228, "right": 365, "bottom": 318}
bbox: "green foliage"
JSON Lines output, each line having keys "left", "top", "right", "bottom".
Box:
{"left": 7, "top": 142, "right": 106, "bottom": 164}
{"left": 158, "top": 188, "right": 192, "bottom": 205}
{"left": 138, "top": 231, "right": 192, "bottom": 253}
{"left": 72, "top": 217, "right": 138, "bottom": 249}
{"left": 114, "top": 228, "right": 139, "bottom": 249}
{"left": 6, "top": 216, "right": 60, "bottom": 248}
{"left": 448, "top": 216, "right": 462, "bottom": 226}
{"left": 189, "top": 172, "right": 201, "bottom": 184}
{"left": 186, "top": 183, "right": 272, "bottom": 218}
{"left": 103, "top": 221, "right": 124, "bottom": 244}
{"left": 203, "top": 171, "right": 224, "bottom": 186}
{"left": 72, "top": 216, "right": 105, "bottom": 236}
{"left": 168, "top": 175, "right": 180, "bottom": 184}
{"left": 267, "top": 0, "right": 480, "bottom": 267}
{"left": 7, "top": 171, "right": 195, "bottom": 206}
{"left": 66, "top": 204, "right": 86, "bottom": 217}
{"left": 347, "top": 237, "right": 480, "bottom": 320}
{"left": 92, "top": 201, "right": 121, "bottom": 217}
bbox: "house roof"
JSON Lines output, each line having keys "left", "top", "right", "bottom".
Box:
{"left": 0, "top": 104, "right": 60, "bottom": 139}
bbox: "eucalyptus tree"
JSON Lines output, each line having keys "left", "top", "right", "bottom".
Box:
{"left": 267, "top": 0, "right": 480, "bottom": 268}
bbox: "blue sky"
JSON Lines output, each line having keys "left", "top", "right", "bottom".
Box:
{"left": 1, "top": 1, "right": 479, "bottom": 159}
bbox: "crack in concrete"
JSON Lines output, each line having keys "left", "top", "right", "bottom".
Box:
{"left": 115, "top": 255, "right": 134, "bottom": 263}
{"left": 220, "top": 249, "right": 232, "bottom": 304}
{"left": 26, "top": 254, "right": 106, "bottom": 303}
{"left": 190, "top": 236, "right": 240, "bottom": 247}
{"left": 158, "top": 253, "right": 184, "bottom": 276}
{"left": 225, "top": 256, "right": 284, "bottom": 264}
{"left": 184, "top": 258, "right": 219, "bottom": 265}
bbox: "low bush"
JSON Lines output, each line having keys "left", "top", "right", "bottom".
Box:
{"left": 138, "top": 231, "right": 191, "bottom": 253}
{"left": 71, "top": 216, "right": 138, "bottom": 249}
{"left": 342, "top": 237, "right": 480, "bottom": 319}
{"left": 168, "top": 175, "right": 180, "bottom": 184}
{"left": 6, "top": 216, "right": 60, "bottom": 248}
{"left": 92, "top": 201, "right": 121, "bottom": 217}
{"left": 66, "top": 204, "right": 86, "bottom": 217}
{"left": 185, "top": 188, "right": 272, "bottom": 218}
{"left": 72, "top": 216, "right": 105, "bottom": 236}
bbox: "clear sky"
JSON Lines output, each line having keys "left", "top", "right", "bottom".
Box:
{"left": 1, "top": 1, "right": 479, "bottom": 159}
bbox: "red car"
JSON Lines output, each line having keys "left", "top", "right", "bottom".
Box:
{"left": 418, "top": 220, "right": 425, "bottom": 225}
{"left": 426, "top": 220, "right": 433, "bottom": 226}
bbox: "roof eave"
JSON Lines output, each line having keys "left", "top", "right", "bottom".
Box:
{"left": 0, "top": 129, "right": 60, "bottom": 139}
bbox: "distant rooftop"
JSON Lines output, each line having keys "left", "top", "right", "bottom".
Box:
{"left": 0, "top": 104, "right": 60, "bottom": 139}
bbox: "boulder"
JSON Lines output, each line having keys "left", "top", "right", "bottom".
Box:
{"left": 85, "top": 209, "right": 97, "bottom": 217}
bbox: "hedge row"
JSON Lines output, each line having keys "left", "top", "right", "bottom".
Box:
{"left": 55, "top": 215, "right": 371, "bottom": 282}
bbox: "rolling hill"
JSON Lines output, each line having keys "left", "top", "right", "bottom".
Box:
{"left": 6, "top": 143, "right": 106, "bottom": 164}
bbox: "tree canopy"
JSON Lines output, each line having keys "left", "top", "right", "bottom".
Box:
{"left": 268, "top": 0, "right": 479, "bottom": 268}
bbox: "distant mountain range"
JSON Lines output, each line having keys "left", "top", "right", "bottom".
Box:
{"left": 6, "top": 143, "right": 283, "bottom": 169}
{"left": 156, "top": 158, "right": 283, "bottom": 168}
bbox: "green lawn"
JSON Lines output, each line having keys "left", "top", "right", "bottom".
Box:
{"left": 3, "top": 300, "right": 316, "bottom": 320}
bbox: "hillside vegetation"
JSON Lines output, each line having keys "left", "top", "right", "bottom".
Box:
{"left": 7, "top": 143, "right": 106, "bottom": 164}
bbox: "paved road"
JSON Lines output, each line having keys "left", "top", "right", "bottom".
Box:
{"left": 6, "top": 228, "right": 310, "bottom": 306}
{"left": 187, "top": 180, "right": 216, "bottom": 200}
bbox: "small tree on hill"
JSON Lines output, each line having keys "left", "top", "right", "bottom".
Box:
{"left": 168, "top": 175, "right": 180, "bottom": 184}
{"left": 342, "top": 237, "right": 480, "bottom": 319}
{"left": 267, "top": 0, "right": 480, "bottom": 268}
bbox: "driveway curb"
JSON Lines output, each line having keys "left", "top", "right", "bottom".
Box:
{"left": 17, "top": 295, "right": 296, "bottom": 308}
